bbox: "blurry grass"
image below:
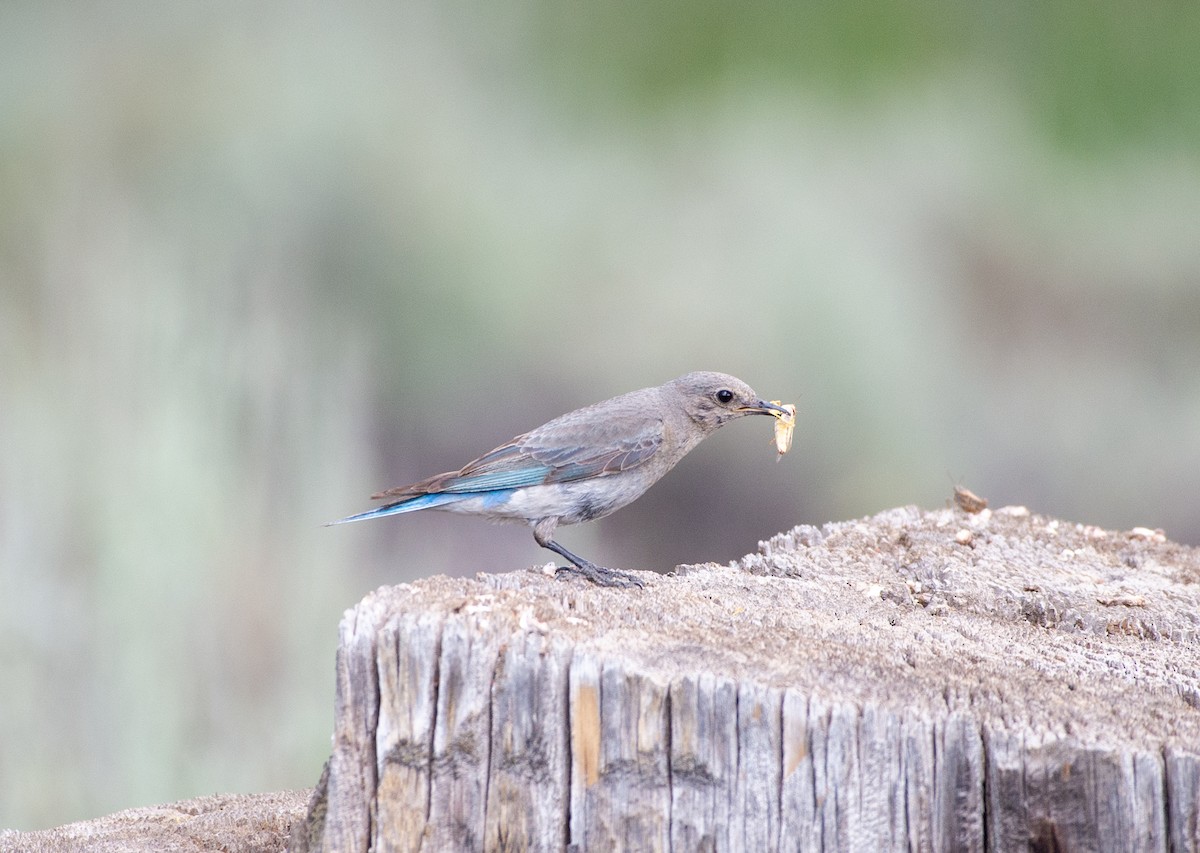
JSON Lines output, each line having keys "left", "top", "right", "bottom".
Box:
{"left": 2, "top": 0, "right": 1199, "bottom": 831}
{"left": 523, "top": 0, "right": 1200, "bottom": 153}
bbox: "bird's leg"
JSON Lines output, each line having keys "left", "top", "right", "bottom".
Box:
{"left": 532, "top": 520, "right": 644, "bottom": 588}
{"left": 543, "top": 539, "right": 645, "bottom": 588}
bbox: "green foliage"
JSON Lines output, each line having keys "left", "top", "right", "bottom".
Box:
{"left": 522, "top": 0, "right": 1200, "bottom": 151}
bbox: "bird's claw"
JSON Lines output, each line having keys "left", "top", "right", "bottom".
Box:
{"left": 555, "top": 562, "right": 645, "bottom": 589}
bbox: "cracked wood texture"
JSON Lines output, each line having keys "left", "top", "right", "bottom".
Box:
{"left": 289, "top": 506, "right": 1200, "bottom": 853}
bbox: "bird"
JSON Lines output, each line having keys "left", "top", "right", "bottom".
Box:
{"left": 329, "top": 371, "right": 790, "bottom": 588}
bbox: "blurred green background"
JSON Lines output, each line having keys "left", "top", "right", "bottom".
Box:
{"left": 2, "top": 0, "right": 1198, "bottom": 831}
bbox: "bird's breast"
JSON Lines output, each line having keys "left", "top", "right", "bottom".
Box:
{"left": 485, "top": 476, "right": 654, "bottom": 525}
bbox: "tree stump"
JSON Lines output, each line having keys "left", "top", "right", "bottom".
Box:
{"left": 290, "top": 506, "right": 1200, "bottom": 853}
{"left": 0, "top": 790, "right": 310, "bottom": 852}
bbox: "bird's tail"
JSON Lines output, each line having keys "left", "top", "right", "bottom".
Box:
{"left": 325, "top": 492, "right": 467, "bottom": 525}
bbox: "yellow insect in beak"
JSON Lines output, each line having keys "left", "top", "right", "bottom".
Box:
{"left": 769, "top": 401, "right": 796, "bottom": 459}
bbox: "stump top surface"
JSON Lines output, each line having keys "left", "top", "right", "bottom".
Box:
{"left": 357, "top": 505, "right": 1200, "bottom": 747}
{"left": 1, "top": 789, "right": 311, "bottom": 853}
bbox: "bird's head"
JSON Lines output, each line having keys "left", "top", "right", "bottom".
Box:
{"left": 669, "top": 371, "right": 790, "bottom": 431}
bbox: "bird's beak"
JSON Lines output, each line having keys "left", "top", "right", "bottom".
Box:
{"left": 741, "top": 399, "right": 791, "bottom": 417}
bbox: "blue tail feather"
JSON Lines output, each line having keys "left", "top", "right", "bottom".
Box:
{"left": 326, "top": 489, "right": 515, "bottom": 525}
{"left": 327, "top": 492, "right": 466, "bottom": 525}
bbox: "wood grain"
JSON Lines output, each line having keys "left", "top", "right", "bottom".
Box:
{"left": 292, "top": 506, "right": 1200, "bottom": 852}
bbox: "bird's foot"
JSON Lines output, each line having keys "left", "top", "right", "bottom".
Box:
{"left": 555, "top": 561, "right": 645, "bottom": 589}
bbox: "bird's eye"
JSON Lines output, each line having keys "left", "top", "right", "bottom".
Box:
{"left": 715, "top": 389, "right": 735, "bottom": 404}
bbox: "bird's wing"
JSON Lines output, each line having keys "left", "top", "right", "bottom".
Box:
{"left": 521, "top": 412, "right": 664, "bottom": 484}
{"left": 371, "top": 414, "right": 664, "bottom": 499}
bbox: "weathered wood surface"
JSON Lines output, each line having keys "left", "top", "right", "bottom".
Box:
{"left": 291, "top": 505, "right": 1200, "bottom": 853}
{"left": 0, "top": 789, "right": 310, "bottom": 853}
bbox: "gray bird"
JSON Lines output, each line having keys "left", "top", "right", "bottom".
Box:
{"left": 330, "top": 371, "right": 789, "bottom": 588}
